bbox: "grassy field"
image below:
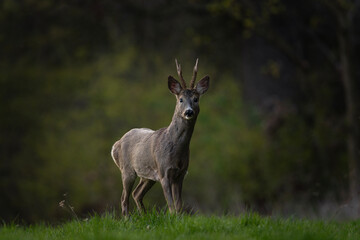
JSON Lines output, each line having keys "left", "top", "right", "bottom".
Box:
{"left": 1, "top": 211, "right": 359, "bottom": 240}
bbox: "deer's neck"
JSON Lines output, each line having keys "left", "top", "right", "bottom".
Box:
{"left": 166, "top": 115, "right": 196, "bottom": 148}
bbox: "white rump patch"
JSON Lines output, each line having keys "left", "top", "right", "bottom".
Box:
{"left": 111, "top": 145, "right": 117, "bottom": 165}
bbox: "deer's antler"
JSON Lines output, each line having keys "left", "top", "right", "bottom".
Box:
{"left": 190, "top": 58, "right": 199, "bottom": 89}
{"left": 175, "top": 59, "right": 187, "bottom": 89}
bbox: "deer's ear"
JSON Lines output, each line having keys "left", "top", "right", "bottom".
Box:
{"left": 195, "top": 76, "right": 210, "bottom": 95}
{"left": 168, "top": 76, "right": 182, "bottom": 95}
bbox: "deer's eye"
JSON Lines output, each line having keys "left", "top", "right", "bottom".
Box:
{"left": 179, "top": 98, "right": 183, "bottom": 103}
{"left": 194, "top": 97, "right": 198, "bottom": 103}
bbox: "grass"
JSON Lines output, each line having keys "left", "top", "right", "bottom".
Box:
{"left": 1, "top": 211, "right": 359, "bottom": 240}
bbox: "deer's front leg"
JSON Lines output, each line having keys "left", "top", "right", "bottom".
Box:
{"left": 160, "top": 177, "right": 175, "bottom": 213}
{"left": 171, "top": 182, "right": 183, "bottom": 213}
{"left": 172, "top": 173, "right": 185, "bottom": 213}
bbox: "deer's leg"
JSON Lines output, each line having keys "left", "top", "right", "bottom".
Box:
{"left": 121, "top": 173, "right": 136, "bottom": 216}
{"left": 171, "top": 175, "right": 184, "bottom": 213}
{"left": 132, "top": 178, "right": 155, "bottom": 212}
{"left": 132, "top": 178, "right": 146, "bottom": 211}
{"left": 160, "top": 177, "right": 175, "bottom": 213}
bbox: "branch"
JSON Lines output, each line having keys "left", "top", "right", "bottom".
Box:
{"left": 256, "top": 28, "right": 309, "bottom": 71}
{"left": 305, "top": 28, "right": 340, "bottom": 71}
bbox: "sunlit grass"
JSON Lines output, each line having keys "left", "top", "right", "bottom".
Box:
{"left": 1, "top": 211, "right": 359, "bottom": 240}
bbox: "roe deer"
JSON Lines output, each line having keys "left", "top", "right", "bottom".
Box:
{"left": 111, "top": 58, "right": 209, "bottom": 215}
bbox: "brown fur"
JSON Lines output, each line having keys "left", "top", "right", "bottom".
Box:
{"left": 111, "top": 59, "right": 209, "bottom": 215}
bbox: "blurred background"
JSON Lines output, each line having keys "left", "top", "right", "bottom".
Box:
{"left": 1, "top": 0, "right": 359, "bottom": 223}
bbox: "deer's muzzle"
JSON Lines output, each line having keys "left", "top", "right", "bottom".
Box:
{"left": 184, "top": 109, "right": 194, "bottom": 119}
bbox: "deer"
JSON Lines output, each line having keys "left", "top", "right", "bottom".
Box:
{"left": 111, "top": 58, "right": 210, "bottom": 216}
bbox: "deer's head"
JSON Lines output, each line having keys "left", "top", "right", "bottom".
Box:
{"left": 168, "top": 59, "right": 210, "bottom": 121}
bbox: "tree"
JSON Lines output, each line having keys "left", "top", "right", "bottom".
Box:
{"left": 327, "top": 0, "right": 360, "bottom": 203}
{"left": 206, "top": 0, "right": 359, "bottom": 203}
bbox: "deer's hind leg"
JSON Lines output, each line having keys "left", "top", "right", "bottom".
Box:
{"left": 132, "top": 178, "right": 155, "bottom": 212}
{"left": 121, "top": 172, "right": 136, "bottom": 216}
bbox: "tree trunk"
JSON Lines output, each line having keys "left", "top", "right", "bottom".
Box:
{"left": 337, "top": 11, "right": 360, "bottom": 204}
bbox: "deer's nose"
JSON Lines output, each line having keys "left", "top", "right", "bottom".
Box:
{"left": 184, "top": 109, "right": 194, "bottom": 118}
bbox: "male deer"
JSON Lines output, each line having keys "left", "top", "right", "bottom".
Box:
{"left": 111, "top": 59, "right": 209, "bottom": 215}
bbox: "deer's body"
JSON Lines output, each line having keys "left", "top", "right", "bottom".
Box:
{"left": 111, "top": 59, "right": 209, "bottom": 215}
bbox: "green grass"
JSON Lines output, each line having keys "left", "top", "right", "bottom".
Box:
{"left": 1, "top": 211, "right": 359, "bottom": 240}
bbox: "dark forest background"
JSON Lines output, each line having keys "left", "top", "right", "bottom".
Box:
{"left": 1, "top": 0, "right": 359, "bottom": 223}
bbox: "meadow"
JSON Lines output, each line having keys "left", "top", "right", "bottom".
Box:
{"left": 1, "top": 212, "right": 359, "bottom": 240}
